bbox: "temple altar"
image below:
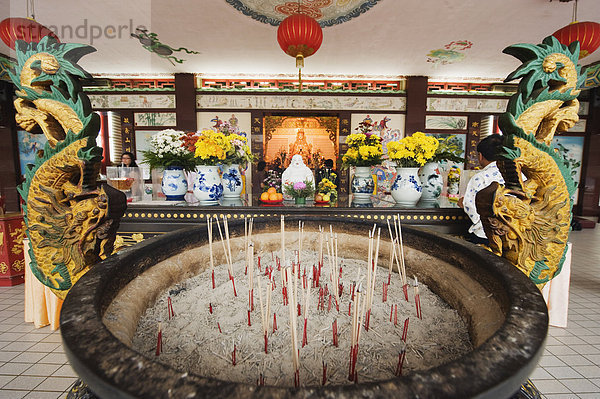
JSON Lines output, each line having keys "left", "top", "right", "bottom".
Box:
{"left": 116, "top": 195, "right": 469, "bottom": 237}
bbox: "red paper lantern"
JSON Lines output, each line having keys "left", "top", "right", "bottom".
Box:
{"left": 0, "top": 17, "right": 59, "bottom": 50}
{"left": 552, "top": 21, "right": 600, "bottom": 59}
{"left": 277, "top": 13, "right": 323, "bottom": 68}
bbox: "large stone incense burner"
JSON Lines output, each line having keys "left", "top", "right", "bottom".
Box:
{"left": 60, "top": 217, "right": 548, "bottom": 398}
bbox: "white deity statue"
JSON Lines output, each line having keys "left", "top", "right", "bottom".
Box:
{"left": 281, "top": 154, "right": 315, "bottom": 199}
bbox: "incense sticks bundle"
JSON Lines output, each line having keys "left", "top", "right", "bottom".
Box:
{"left": 216, "top": 217, "right": 237, "bottom": 296}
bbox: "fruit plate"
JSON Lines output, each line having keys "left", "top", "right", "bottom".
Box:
{"left": 260, "top": 198, "right": 284, "bottom": 205}
{"left": 314, "top": 199, "right": 330, "bottom": 205}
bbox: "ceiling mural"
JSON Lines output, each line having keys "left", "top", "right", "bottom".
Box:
{"left": 426, "top": 40, "right": 473, "bottom": 66}
{"left": 225, "top": 0, "right": 382, "bottom": 26}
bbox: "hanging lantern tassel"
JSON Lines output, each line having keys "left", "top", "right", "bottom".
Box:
{"left": 277, "top": 13, "right": 323, "bottom": 93}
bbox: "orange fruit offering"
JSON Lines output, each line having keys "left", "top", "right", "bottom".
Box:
{"left": 268, "top": 192, "right": 279, "bottom": 201}
{"left": 275, "top": 193, "right": 283, "bottom": 201}
{"left": 260, "top": 192, "right": 270, "bottom": 201}
{"left": 267, "top": 187, "right": 277, "bottom": 194}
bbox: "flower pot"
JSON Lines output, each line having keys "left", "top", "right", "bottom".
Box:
{"left": 419, "top": 162, "right": 443, "bottom": 201}
{"left": 161, "top": 167, "right": 188, "bottom": 201}
{"left": 391, "top": 167, "right": 422, "bottom": 206}
{"left": 294, "top": 197, "right": 306, "bottom": 205}
{"left": 193, "top": 165, "right": 223, "bottom": 205}
{"left": 221, "top": 164, "right": 243, "bottom": 199}
{"left": 351, "top": 166, "right": 374, "bottom": 204}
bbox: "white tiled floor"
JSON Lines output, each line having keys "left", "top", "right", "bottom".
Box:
{"left": 0, "top": 225, "right": 599, "bottom": 398}
{"left": 0, "top": 286, "right": 77, "bottom": 399}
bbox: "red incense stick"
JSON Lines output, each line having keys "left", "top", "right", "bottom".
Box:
{"left": 167, "top": 297, "right": 174, "bottom": 319}
{"left": 217, "top": 322, "right": 222, "bottom": 333}
{"left": 395, "top": 349, "right": 406, "bottom": 376}
{"left": 302, "top": 318, "right": 308, "bottom": 347}
{"left": 322, "top": 362, "right": 327, "bottom": 385}
{"left": 332, "top": 320, "right": 338, "bottom": 347}
{"left": 209, "top": 303, "right": 213, "bottom": 314}
{"left": 264, "top": 332, "right": 268, "bottom": 354}
{"left": 273, "top": 313, "right": 278, "bottom": 332}
{"left": 155, "top": 323, "right": 162, "bottom": 356}
{"left": 402, "top": 317, "right": 409, "bottom": 342}
{"left": 211, "top": 270, "right": 215, "bottom": 289}
{"left": 232, "top": 344, "right": 236, "bottom": 366}
{"left": 247, "top": 309, "right": 251, "bottom": 326}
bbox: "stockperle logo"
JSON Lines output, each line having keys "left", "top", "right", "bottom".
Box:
{"left": 41, "top": 19, "right": 148, "bottom": 45}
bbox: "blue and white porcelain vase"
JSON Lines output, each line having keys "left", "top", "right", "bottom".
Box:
{"left": 351, "top": 166, "right": 374, "bottom": 204}
{"left": 391, "top": 167, "right": 422, "bottom": 206}
{"left": 418, "top": 162, "right": 443, "bottom": 201}
{"left": 193, "top": 165, "right": 223, "bottom": 205}
{"left": 161, "top": 166, "right": 188, "bottom": 201}
{"left": 221, "top": 164, "right": 243, "bottom": 199}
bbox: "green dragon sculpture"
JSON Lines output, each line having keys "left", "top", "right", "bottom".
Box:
{"left": 10, "top": 37, "right": 126, "bottom": 300}
{"left": 476, "top": 36, "right": 584, "bottom": 289}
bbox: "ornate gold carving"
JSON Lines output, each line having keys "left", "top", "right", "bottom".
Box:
{"left": 0, "top": 262, "right": 7, "bottom": 274}
{"left": 477, "top": 37, "right": 581, "bottom": 288}
{"left": 12, "top": 38, "right": 126, "bottom": 299}
{"left": 9, "top": 223, "right": 26, "bottom": 255}
{"left": 12, "top": 259, "right": 25, "bottom": 272}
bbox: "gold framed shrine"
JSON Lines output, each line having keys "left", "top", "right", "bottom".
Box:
{"left": 263, "top": 116, "right": 339, "bottom": 169}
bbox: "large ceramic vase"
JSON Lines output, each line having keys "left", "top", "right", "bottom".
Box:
{"left": 161, "top": 166, "right": 188, "bottom": 201}
{"left": 351, "top": 166, "right": 374, "bottom": 204}
{"left": 221, "top": 164, "right": 243, "bottom": 199}
{"left": 419, "top": 162, "right": 443, "bottom": 201}
{"left": 193, "top": 165, "right": 223, "bottom": 205}
{"left": 391, "top": 167, "right": 422, "bottom": 206}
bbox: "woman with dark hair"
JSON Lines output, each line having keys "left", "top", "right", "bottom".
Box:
{"left": 120, "top": 152, "right": 138, "bottom": 168}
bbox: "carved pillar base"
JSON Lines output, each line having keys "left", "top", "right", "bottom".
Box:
{"left": 0, "top": 213, "right": 26, "bottom": 286}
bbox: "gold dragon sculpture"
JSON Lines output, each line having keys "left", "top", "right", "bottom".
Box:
{"left": 476, "top": 36, "right": 584, "bottom": 289}
{"left": 10, "top": 37, "right": 126, "bottom": 300}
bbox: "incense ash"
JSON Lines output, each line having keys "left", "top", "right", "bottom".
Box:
{"left": 132, "top": 223, "right": 471, "bottom": 387}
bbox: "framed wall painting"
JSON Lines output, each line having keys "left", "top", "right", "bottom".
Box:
{"left": 17, "top": 130, "right": 47, "bottom": 176}
{"left": 263, "top": 116, "right": 338, "bottom": 170}
{"left": 350, "top": 114, "right": 405, "bottom": 194}
{"left": 134, "top": 112, "right": 177, "bottom": 127}
{"left": 425, "top": 115, "right": 468, "bottom": 130}
{"left": 553, "top": 135, "right": 584, "bottom": 204}
{"left": 197, "top": 112, "right": 251, "bottom": 137}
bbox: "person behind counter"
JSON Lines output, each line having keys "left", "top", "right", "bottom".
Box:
{"left": 120, "top": 152, "right": 138, "bottom": 168}
{"left": 457, "top": 134, "right": 504, "bottom": 246}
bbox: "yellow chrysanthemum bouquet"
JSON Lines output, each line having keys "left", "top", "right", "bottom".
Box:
{"left": 341, "top": 120, "right": 383, "bottom": 168}
{"left": 186, "top": 129, "right": 254, "bottom": 167}
{"left": 386, "top": 132, "right": 439, "bottom": 167}
{"left": 192, "top": 129, "right": 230, "bottom": 165}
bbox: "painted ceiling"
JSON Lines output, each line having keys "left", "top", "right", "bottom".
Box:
{"left": 1, "top": 0, "right": 599, "bottom": 82}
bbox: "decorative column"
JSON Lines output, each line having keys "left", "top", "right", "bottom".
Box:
{"left": 466, "top": 115, "right": 483, "bottom": 170}
{"left": 0, "top": 81, "right": 21, "bottom": 213}
{"left": 175, "top": 73, "right": 197, "bottom": 132}
{"left": 338, "top": 111, "right": 351, "bottom": 206}
{"left": 120, "top": 111, "right": 134, "bottom": 153}
{"left": 250, "top": 111, "right": 264, "bottom": 199}
{"left": 0, "top": 213, "right": 26, "bottom": 286}
{"left": 405, "top": 76, "right": 428, "bottom": 135}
